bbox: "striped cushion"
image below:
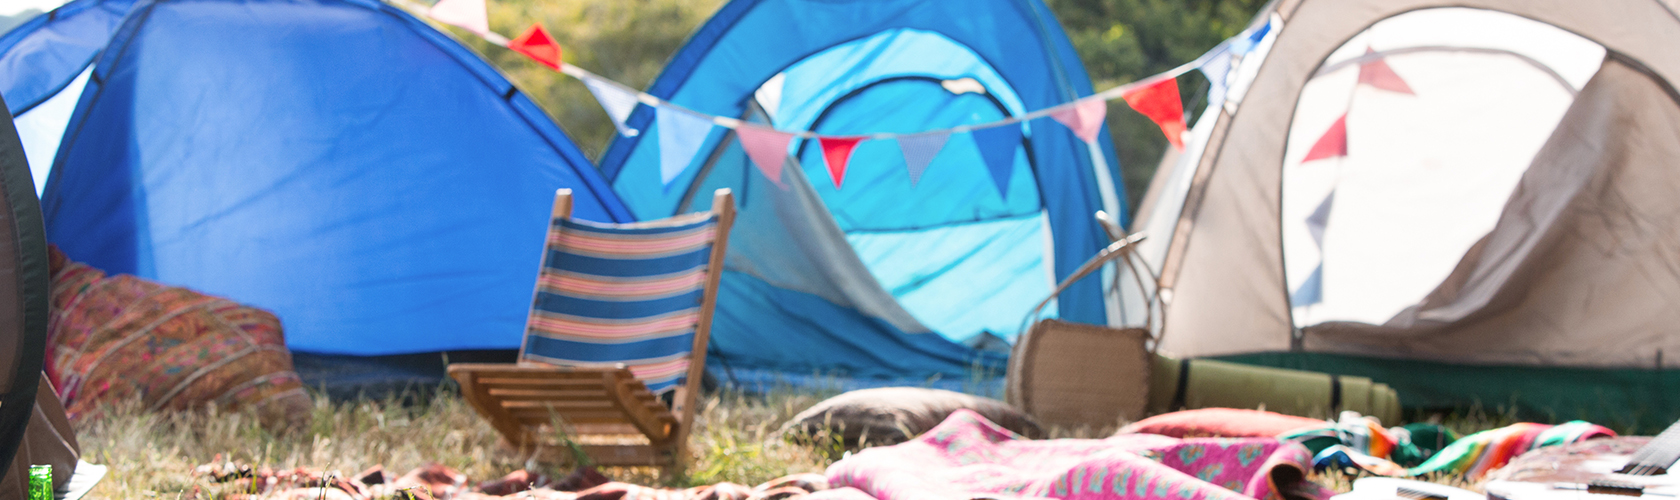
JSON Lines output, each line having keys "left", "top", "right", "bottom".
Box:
{"left": 523, "top": 213, "right": 717, "bottom": 393}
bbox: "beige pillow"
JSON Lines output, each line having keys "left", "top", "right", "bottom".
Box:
{"left": 781, "top": 387, "right": 1043, "bottom": 450}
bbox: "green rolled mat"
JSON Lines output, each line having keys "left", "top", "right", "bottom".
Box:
{"left": 1146, "top": 355, "right": 1401, "bottom": 424}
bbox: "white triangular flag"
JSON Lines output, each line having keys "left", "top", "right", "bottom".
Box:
{"left": 428, "top": 0, "right": 490, "bottom": 35}
{"left": 1199, "top": 48, "right": 1233, "bottom": 111}
{"left": 583, "top": 77, "right": 641, "bottom": 137}
{"left": 657, "top": 107, "right": 715, "bottom": 188}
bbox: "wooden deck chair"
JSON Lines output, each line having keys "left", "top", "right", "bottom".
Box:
{"left": 448, "top": 188, "right": 734, "bottom": 473}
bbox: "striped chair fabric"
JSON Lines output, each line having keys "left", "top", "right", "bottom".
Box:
{"left": 520, "top": 212, "right": 719, "bottom": 394}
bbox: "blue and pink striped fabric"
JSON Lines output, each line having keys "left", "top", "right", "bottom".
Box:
{"left": 522, "top": 211, "right": 718, "bottom": 394}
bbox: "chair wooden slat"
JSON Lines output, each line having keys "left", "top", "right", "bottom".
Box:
{"left": 486, "top": 389, "right": 612, "bottom": 401}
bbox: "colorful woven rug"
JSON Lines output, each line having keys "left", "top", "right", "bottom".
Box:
{"left": 820, "top": 409, "right": 1332, "bottom": 500}
{"left": 45, "top": 246, "right": 311, "bottom": 431}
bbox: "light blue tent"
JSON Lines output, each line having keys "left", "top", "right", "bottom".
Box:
{"left": 600, "top": 0, "right": 1126, "bottom": 387}
{"left": 2, "top": 0, "right": 635, "bottom": 358}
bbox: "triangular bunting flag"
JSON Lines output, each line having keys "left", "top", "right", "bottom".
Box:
{"left": 1302, "top": 113, "right": 1348, "bottom": 162}
{"left": 971, "top": 125, "right": 1023, "bottom": 200}
{"left": 583, "top": 77, "right": 639, "bottom": 137}
{"left": 737, "top": 125, "right": 794, "bottom": 185}
{"left": 509, "top": 24, "right": 562, "bottom": 70}
{"left": 1199, "top": 49, "right": 1233, "bottom": 112}
{"left": 428, "top": 0, "right": 489, "bottom": 35}
{"left": 1306, "top": 191, "right": 1334, "bottom": 248}
{"left": 657, "top": 107, "right": 715, "bottom": 188}
{"left": 1050, "top": 98, "right": 1107, "bottom": 144}
{"left": 1358, "top": 47, "right": 1414, "bottom": 95}
{"left": 1291, "top": 264, "right": 1324, "bottom": 306}
{"left": 818, "top": 136, "right": 864, "bottom": 189}
{"left": 1231, "top": 20, "right": 1271, "bottom": 54}
{"left": 898, "top": 133, "right": 950, "bottom": 185}
{"left": 1122, "top": 78, "right": 1187, "bottom": 149}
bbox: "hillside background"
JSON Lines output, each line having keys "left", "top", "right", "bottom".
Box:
{"left": 446, "top": 0, "right": 1266, "bottom": 211}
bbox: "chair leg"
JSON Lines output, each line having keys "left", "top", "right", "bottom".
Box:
{"left": 661, "top": 441, "right": 686, "bottom": 480}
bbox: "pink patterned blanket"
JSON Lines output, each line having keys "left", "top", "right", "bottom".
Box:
{"left": 818, "top": 409, "right": 1331, "bottom": 500}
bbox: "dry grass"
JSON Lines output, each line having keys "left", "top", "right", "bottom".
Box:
{"left": 74, "top": 386, "right": 838, "bottom": 498}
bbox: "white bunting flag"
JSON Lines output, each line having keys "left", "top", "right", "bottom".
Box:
{"left": 657, "top": 107, "right": 715, "bottom": 188}
{"left": 428, "top": 0, "right": 490, "bottom": 36}
{"left": 1199, "top": 48, "right": 1233, "bottom": 111}
{"left": 897, "top": 132, "right": 950, "bottom": 185}
{"left": 583, "top": 77, "right": 641, "bottom": 137}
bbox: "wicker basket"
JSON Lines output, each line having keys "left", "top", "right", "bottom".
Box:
{"left": 1007, "top": 228, "right": 1157, "bottom": 430}
{"left": 1007, "top": 319, "right": 1152, "bottom": 429}
{"left": 1005, "top": 225, "right": 1404, "bottom": 428}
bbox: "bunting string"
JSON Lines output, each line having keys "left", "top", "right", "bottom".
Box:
{"left": 395, "top": 0, "right": 1274, "bottom": 186}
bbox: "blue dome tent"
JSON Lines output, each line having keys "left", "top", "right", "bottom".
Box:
{"left": 0, "top": 0, "right": 137, "bottom": 194}
{"left": 4, "top": 0, "right": 634, "bottom": 367}
{"left": 599, "top": 0, "right": 1126, "bottom": 387}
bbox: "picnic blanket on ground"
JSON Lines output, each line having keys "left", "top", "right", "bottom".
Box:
{"left": 45, "top": 246, "right": 311, "bottom": 431}
{"left": 821, "top": 409, "right": 1331, "bottom": 500}
{"left": 197, "top": 410, "right": 1329, "bottom": 500}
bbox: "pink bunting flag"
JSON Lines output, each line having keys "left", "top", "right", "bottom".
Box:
{"left": 427, "top": 0, "right": 490, "bottom": 36}
{"left": 819, "top": 136, "right": 865, "bottom": 189}
{"left": 1050, "top": 98, "right": 1108, "bottom": 144}
{"left": 1302, "top": 113, "right": 1348, "bottom": 163}
{"left": 1358, "top": 48, "right": 1414, "bottom": 95}
{"left": 1122, "top": 78, "right": 1187, "bottom": 149}
{"left": 737, "top": 125, "right": 795, "bottom": 185}
{"left": 897, "top": 133, "right": 950, "bottom": 185}
{"left": 509, "top": 24, "right": 562, "bottom": 70}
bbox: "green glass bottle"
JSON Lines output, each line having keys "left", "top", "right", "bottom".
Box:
{"left": 28, "top": 464, "right": 50, "bottom": 500}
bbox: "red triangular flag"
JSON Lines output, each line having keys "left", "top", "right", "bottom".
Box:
{"left": 1358, "top": 48, "right": 1414, "bottom": 95}
{"left": 737, "top": 125, "right": 795, "bottom": 185}
{"left": 1302, "top": 113, "right": 1348, "bottom": 162}
{"left": 819, "top": 136, "right": 864, "bottom": 189}
{"left": 509, "top": 24, "right": 562, "bottom": 70}
{"left": 1122, "top": 78, "right": 1187, "bottom": 149}
{"left": 1050, "top": 98, "right": 1107, "bottom": 144}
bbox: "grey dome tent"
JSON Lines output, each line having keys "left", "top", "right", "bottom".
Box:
{"left": 1127, "top": 0, "right": 1680, "bottom": 429}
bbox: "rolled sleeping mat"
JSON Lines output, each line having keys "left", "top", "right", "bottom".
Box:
{"left": 1147, "top": 356, "right": 1402, "bottom": 425}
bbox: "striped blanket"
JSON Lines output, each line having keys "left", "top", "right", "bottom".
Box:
{"left": 45, "top": 246, "right": 311, "bottom": 431}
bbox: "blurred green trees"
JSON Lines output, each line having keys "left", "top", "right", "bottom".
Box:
{"left": 434, "top": 0, "right": 1264, "bottom": 212}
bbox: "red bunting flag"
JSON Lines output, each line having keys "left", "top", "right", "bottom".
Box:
{"left": 1122, "top": 78, "right": 1187, "bottom": 149}
{"left": 1050, "top": 98, "right": 1107, "bottom": 144}
{"left": 819, "top": 136, "right": 865, "bottom": 189}
{"left": 1358, "top": 47, "right": 1414, "bottom": 95}
{"left": 737, "top": 125, "right": 795, "bottom": 186}
{"left": 1302, "top": 113, "right": 1348, "bottom": 163}
{"left": 509, "top": 24, "right": 562, "bottom": 70}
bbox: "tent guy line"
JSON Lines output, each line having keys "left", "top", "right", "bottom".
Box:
{"left": 393, "top": 0, "right": 1269, "bottom": 145}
